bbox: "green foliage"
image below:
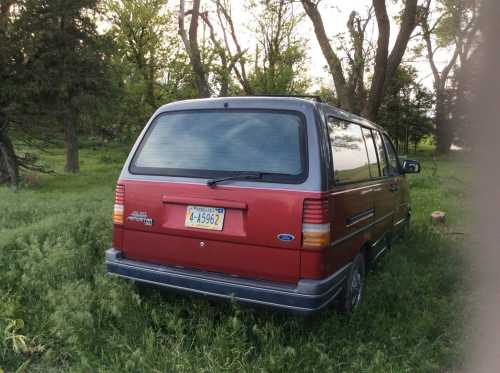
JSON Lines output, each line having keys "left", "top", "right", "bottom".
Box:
{"left": 250, "top": 44, "right": 309, "bottom": 95}
{"left": 247, "top": 0, "right": 310, "bottom": 94}
{"left": 104, "top": 0, "right": 197, "bottom": 139}
{"left": 0, "top": 0, "right": 117, "bottom": 178}
{"left": 14, "top": 0, "right": 113, "bottom": 124}
{"left": 313, "top": 85, "right": 339, "bottom": 106}
{"left": 433, "top": 0, "right": 475, "bottom": 48}
{"left": 0, "top": 145, "right": 466, "bottom": 371}
{"left": 378, "top": 66, "right": 434, "bottom": 153}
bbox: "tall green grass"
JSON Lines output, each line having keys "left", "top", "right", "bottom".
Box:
{"left": 0, "top": 146, "right": 467, "bottom": 372}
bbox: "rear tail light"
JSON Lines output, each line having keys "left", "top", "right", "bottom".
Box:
{"left": 302, "top": 198, "right": 330, "bottom": 249}
{"left": 113, "top": 184, "right": 125, "bottom": 225}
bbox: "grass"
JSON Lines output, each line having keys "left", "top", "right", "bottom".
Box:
{"left": 0, "top": 144, "right": 468, "bottom": 372}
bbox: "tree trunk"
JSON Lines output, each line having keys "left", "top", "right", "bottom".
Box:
{"left": 384, "top": 0, "right": 418, "bottom": 87}
{"left": 179, "top": 0, "right": 210, "bottom": 98}
{"left": 146, "top": 64, "right": 156, "bottom": 109}
{"left": 364, "top": 0, "right": 418, "bottom": 121}
{"left": 0, "top": 126, "right": 19, "bottom": 187}
{"left": 435, "top": 91, "right": 453, "bottom": 154}
{"left": 302, "top": 0, "right": 417, "bottom": 117}
{"left": 301, "top": 0, "right": 350, "bottom": 110}
{"left": 421, "top": 6, "right": 466, "bottom": 155}
{"left": 363, "top": 0, "right": 390, "bottom": 121}
{"left": 64, "top": 112, "right": 79, "bottom": 173}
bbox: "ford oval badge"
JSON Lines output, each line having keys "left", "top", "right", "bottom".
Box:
{"left": 277, "top": 234, "right": 295, "bottom": 242}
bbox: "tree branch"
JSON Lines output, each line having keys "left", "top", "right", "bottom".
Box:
{"left": 301, "top": 0, "right": 349, "bottom": 109}
{"left": 178, "top": 0, "right": 191, "bottom": 57}
{"left": 214, "top": 0, "right": 253, "bottom": 95}
{"left": 422, "top": 15, "right": 441, "bottom": 86}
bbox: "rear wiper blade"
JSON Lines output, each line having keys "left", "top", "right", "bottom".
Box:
{"left": 207, "top": 172, "right": 263, "bottom": 187}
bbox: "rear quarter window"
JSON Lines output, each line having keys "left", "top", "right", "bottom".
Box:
{"left": 130, "top": 109, "right": 307, "bottom": 183}
{"left": 327, "top": 117, "right": 371, "bottom": 184}
{"left": 382, "top": 134, "right": 401, "bottom": 176}
{"left": 373, "top": 131, "right": 389, "bottom": 177}
{"left": 361, "top": 128, "right": 381, "bottom": 178}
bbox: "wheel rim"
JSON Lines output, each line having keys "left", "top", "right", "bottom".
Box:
{"left": 350, "top": 267, "right": 363, "bottom": 308}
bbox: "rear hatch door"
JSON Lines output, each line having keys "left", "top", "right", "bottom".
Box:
{"left": 120, "top": 109, "right": 310, "bottom": 283}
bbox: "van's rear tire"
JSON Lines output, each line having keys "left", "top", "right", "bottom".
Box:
{"left": 336, "top": 252, "right": 365, "bottom": 314}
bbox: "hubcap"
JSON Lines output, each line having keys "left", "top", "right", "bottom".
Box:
{"left": 350, "top": 268, "right": 363, "bottom": 307}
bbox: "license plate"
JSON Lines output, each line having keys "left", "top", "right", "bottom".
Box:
{"left": 185, "top": 205, "right": 225, "bottom": 230}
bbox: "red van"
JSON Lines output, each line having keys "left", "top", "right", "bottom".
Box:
{"left": 106, "top": 96, "right": 420, "bottom": 314}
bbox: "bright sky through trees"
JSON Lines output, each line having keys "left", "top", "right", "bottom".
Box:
{"left": 204, "top": 0, "right": 447, "bottom": 89}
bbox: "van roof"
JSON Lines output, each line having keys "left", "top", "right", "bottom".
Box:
{"left": 156, "top": 96, "right": 385, "bottom": 133}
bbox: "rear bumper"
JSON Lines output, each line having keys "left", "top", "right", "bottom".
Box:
{"left": 106, "top": 248, "right": 349, "bottom": 314}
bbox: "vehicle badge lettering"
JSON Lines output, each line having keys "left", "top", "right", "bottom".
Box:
{"left": 277, "top": 234, "right": 295, "bottom": 242}
{"left": 127, "top": 211, "right": 154, "bottom": 226}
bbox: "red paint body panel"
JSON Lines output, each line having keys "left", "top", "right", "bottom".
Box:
{"left": 122, "top": 230, "right": 299, "bottom": 282}
{"left": 112, "top": 226, "right": 124, "bottom": 249}
{"left": 300, "top": 185, "right": 377, "bottom": 280}
{"left": 116, "top": 179, "right": 323, "bottom": 283}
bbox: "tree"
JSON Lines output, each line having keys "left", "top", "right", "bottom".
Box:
{"left": 203, "top": 0, "right": 308, "bottom": 96}
{"left": 15, "top": 0, "right": 112, "bottom": 172}
{"left": 0, "top": 0, "right": 19, "bottom": 186}
{"left": 214, "top": 0, "right": 254, "bottom": 95}
{"left": 1, "top": 0, "right": 54, "bottom": 186}
{"left": 198, "top": 7, "right": 243, "bottom": 97}
{"left": 107, "top": 0, "right": 172, "bottom": 110}
{"left": 449, "top": 43, "right": 480, "bottom": 149}
{"left": 248, "top": 0, "right": 309, "bottom": 94}
{"left": 105, "top": 0, "right": 195, "bottom": 138}
{"left": 301, "top": 0, "right": 419, "bottom": 121}
{"left": 179, "top": 0, "right": 210, "bottom": 97}
{"left": 420, "top": 0, "right": 479, "bottom": 153}
{"left": 378, "top": 66, "right": 434, "bottom": 153}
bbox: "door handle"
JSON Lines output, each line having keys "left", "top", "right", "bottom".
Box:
{"left": 389, "top": 183, "right": 399, "bottom": 192}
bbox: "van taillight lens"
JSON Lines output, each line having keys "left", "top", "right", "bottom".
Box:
{"left": 113, "top": 184, "right": 125, "bottom": 225}
{"left": 302, "top": 198, "right": 330, "bottom": 249}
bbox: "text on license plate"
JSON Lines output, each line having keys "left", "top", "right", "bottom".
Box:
{"left": 184, "top": 205, "right": 225, "bottom": 230}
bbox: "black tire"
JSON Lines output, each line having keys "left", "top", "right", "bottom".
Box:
{"left": 337, "top": 251, "right": 366, "bottom": 314}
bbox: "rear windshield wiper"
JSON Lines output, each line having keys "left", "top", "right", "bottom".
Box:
{"left": 207, "top": 172, "right": 263, "bottom": 187}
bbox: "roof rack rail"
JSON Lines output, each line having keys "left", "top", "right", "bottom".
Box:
{"left": 250, "top": 94, "right": 323, "bottom": 103}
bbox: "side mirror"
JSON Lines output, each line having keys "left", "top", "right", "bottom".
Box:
{"left": 401, "top": 159, "right": 421, "bottom": 174}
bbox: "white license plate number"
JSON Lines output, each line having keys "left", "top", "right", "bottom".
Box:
{"left": 185, "top": 205, "right": 225, "bottom": 231}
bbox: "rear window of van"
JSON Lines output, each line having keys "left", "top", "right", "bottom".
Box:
{"left": 130, "top": 110, "right": 307, "bottom": 183}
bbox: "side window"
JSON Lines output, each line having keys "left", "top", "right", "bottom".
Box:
{"left": 382, "top": 134, "right": 400, "bottom": 176}
{"left": 361, "top": 128, "right": 380, "bottom": 178}
{"left": 373, "top": 131, "right": 389, "bottom": 177}
{"left": 327, "top": 117, "right": 370, "bottom": 184}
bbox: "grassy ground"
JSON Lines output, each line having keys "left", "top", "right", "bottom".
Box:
{"left": 0, "top": 145, "right": 468, "bottom": 372}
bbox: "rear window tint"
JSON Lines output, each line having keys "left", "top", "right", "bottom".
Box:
{"left": 130, "top": 110, "right": 307, "bottom": 182}
{"left": 327, "top": 118, "right": 370, "bottom": 184}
